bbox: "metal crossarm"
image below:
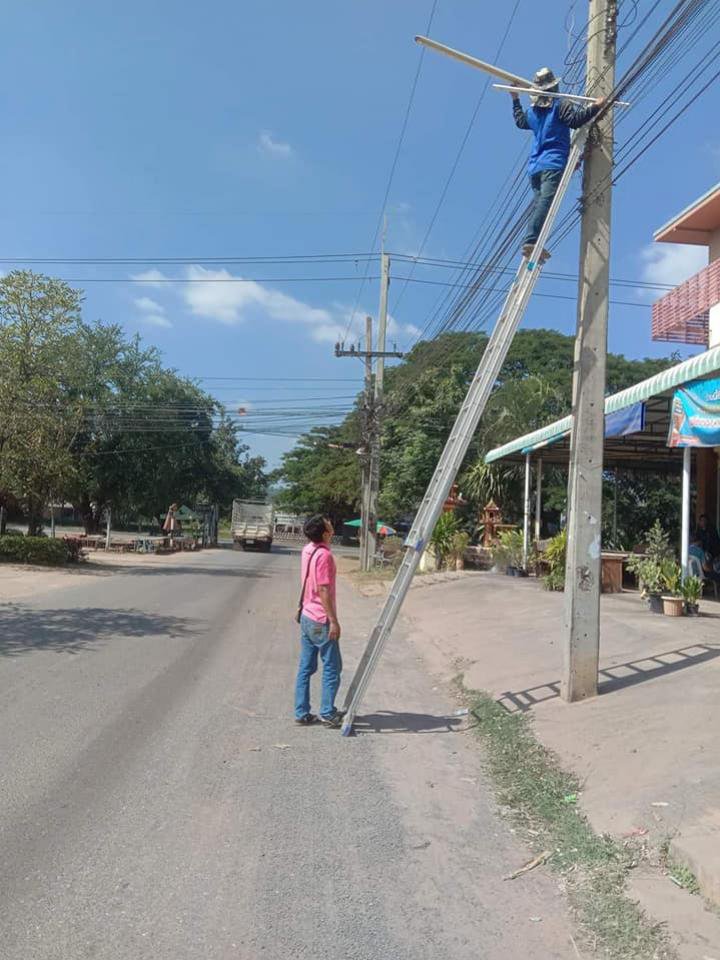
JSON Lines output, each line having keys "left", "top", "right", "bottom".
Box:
{"left": 341, "top": 129, "right": 589, "bottom": 736}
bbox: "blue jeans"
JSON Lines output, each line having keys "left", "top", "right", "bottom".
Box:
{"left": 295, "top": 615, "right": 342, "bottom": 719}
{"left": 524, "top": 169, "right": 563, "bottom": 246}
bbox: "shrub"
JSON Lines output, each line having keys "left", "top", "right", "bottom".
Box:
{"left": 430, "top": 512, "right": 460, "bottom": 568}
{"left": 626, "top": 519, "right": 674, "bottom": 596}
{"left": 0, "top": 535, "right": 83, "bottom": 565}
{"left": 491, "top": 528, "right": 524, "bottom": 571}
{"left": 542, "top": 528, "right": 567, "bottom": 591}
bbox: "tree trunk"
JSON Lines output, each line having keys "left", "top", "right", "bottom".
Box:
{"left": 26, "top": 499, "right": 45, "bottom": 537}
{"left": 80, "top": 496, "right": 101, "bottom": 535}
{"left": 0, "top": 505, "right": 6, "bottom": 536}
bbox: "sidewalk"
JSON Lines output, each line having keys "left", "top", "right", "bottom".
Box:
{"left": 395, "top": 572, "right": 720, "bottom": 955}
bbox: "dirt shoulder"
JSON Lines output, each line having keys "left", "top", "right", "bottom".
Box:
{"left": 0, "top": 549, "right": 223, "bottom": 603}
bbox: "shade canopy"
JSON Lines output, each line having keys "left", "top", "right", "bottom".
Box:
{"left": 485, "top": 346, "right": 720, "bottom": 472}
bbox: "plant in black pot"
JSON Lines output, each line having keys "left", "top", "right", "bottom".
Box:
{"left": 681, "top": 575, "right": 702, "bottom": 616}
{"left": 626, "top": 520, "right": 674, "bottom": 614}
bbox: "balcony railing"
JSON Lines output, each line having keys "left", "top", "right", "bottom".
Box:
{"left": 651, "top": 258, "right": 720, "bottom": 346}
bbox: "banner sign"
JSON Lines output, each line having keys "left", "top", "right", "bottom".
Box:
{"left": 668, "top": 377, "right": 720, "bottom": 448}
{"left": 605, "top": 401, "right": 645, "bottom": 439}
{"left": 521, "top": 402, "right": 645, "bottom": 454}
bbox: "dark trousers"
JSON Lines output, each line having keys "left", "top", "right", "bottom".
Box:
{"left": 524, "top": 169, "right": 563, "bottom": 246}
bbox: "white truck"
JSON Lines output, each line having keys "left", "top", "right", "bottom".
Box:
{"left": 231, "top": 500, "right": 275, "bottom": 551}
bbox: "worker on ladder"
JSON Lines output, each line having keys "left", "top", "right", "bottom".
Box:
{"left": 512, "top": 68, "right": 604, "bottom": 261}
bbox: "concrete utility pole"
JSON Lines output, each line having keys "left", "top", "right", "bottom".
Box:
{"left": 367, "top": 252, "right": 390, "bottom": 569}
{"left": 562, "top": 0, "right": 617, "bottom": 702}
{"left": 335, "top": 285, "right": 402, "bottom": 572}
{"left": 360, "top": 316, "right": 375, "bottom": 570}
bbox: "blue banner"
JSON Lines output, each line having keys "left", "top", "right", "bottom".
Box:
{"left": 668, "top": 377, "right": 720, "bottom": 447}
{"left": 521, "top": 402, "right": 645, "bottom": 455}
{"left": 605, "top": 402, "right": 645, "bottom": 438}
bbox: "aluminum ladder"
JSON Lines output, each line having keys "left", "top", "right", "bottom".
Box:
{"left": 341, "top": 128, "right": 589, "bottom": 736}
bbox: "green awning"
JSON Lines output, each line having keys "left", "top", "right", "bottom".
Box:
{"left": 485, "top": 345, "right": 720, "bottom": 464}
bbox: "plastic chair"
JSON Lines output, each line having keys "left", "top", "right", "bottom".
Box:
{"left": 688, "top": 554, "right": 719, "bottom": 599}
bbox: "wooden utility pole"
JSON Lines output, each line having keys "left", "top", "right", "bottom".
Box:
{"left": 562, "top": 0, "right": 617, "bottom": 701}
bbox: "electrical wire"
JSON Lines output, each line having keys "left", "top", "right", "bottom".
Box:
{"left": 342, "top": 0, "right": 440, "bottom": 343}
{"left": 389, "top": 0, "right": 523, "bottom": 317}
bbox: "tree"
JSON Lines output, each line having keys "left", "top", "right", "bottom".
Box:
{"left": 0, "top": 272, "right": 86, "bottom": 533}
{"left": 0, "top": 271, "right": 268, "bottom": 533}
{"left": 273, "top": 425, "right": 361, "bottom": 524}
{"left": 274, "top": 328, "right": 678, "bottom": 537}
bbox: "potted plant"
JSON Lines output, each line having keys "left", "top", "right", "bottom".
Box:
{"left": 660, "top": 559, "right": 684, "bottom": 617}
{"left": 681, "top": 575, "right": 702, "bottom": 616}
{"left": 627, "top": 520, "right": 674, "bottom": 614}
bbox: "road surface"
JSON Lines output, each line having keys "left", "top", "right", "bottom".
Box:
{"left": 0, "top": 546, "right": 579, "bottom": 959}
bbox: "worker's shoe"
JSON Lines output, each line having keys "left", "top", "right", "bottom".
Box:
{"left": 295, "top": 713, "right": 319, "bottom": 725}
{"left": 521, "top": 243, "right": 535, "bottom": 259}
{"left": 539, "top": 247, "right": 552, "bottom": 263}
{"left": 319, "top": 710, "right": 344, "bottom": 729}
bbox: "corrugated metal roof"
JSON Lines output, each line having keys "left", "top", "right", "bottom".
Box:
{"left": 485, "top": 345, "right": 720, "bottom": 463}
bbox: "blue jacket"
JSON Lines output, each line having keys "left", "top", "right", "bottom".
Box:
{"left": 513, "top": 98, "right": 600, "bottom": 176}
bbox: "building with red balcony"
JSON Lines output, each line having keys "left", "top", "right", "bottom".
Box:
{"left": 651, "top": 182, "right": 720, "bottom": 347}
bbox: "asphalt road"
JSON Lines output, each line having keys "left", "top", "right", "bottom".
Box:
{"left": 0, "top": 546, "right": 579, "bottom": 959}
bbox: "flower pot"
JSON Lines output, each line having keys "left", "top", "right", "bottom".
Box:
{"left": 661, "top": 595, "right": 685, "bottom": 617}
{"left": 647, "top": 594, "right": 663, "bottom": 614}
{"left": 685, "top": 602, "right": 700, "bottom": 616}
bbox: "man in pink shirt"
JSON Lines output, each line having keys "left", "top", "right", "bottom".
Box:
{"left": 294, "top": 515, "right": 343, "bottom": 728}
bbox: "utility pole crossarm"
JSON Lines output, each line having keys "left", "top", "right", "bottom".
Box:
{"left": 334, "top": 347, "right": 404, "bottom": 360}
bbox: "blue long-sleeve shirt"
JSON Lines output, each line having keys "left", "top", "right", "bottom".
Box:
{"left": 513, "top": 98, "right": 601, "bottom": 175}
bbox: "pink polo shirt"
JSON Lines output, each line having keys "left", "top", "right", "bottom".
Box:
{"left": 300, "top": 542, "right": 336, "bottom": 624}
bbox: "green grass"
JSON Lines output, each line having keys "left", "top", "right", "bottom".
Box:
{"left": 464, "top": 689, "right": 676, "bottom": 959}
{"left": 666, "top": 861, "right": 701, "bottom": 896}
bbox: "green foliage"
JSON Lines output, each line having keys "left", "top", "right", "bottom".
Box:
{"left": 0, "top": 535, "right": 75, "bottom": 565}
{"left": 466, "top": 688, "right": 674, "bottom": 959}
{"left": 450, "top": 530, "right": 470, "bottom": 562}
{"left": 272, "top": 328, "right": 678, "bottom": 534}
{"left": 0, "top": 271, "right": 267, "bottom": 533}
{"left": 626, "top": 520, "right": 674, "bottom": 596}
{"left": 681, "top": 575, "right": 702, "bottom": 604}
{"left": 542, "top": 528, "right": 567, "bottom": 591}
{"left": 660, "top": 558, "right": 682, "bottom": 596}
{"left": 430, "top": 511, "right": 460, "bottom": 568}
{"left": 491, "top": 527, "right": 524, "bottom": 570}
{"left": 272, "top": 424, "right": 361, "bottom": 523}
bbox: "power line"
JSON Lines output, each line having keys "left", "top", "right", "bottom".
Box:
{"left": 390, "top": 0, "right": 523, "bottom": 316}
{"left": 343, "top": 0, "right": 440, "bottom": 342}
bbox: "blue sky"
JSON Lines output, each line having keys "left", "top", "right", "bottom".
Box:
{"left": 2, "top": 1, "right": 718, "bottom": 465}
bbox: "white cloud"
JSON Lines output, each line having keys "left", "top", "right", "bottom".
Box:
{"left": 181, "top": 265, "right": 333, "bottom": 332}
{"left": 257, "top": 130, "right": 293, "bottom": 158}
{"left": 134, "top": 296, "right": 164, "bottom": 313}
{"left": 126, "top": 265, "right": 421, "bottom": 346}
{"left": 134, "top": 294, "right": 172, "bottom": 329}
{"left": 131, "top": 268, "right": 172, "bottom": 289}
{"left": 639, "top": 243, "right": 707, "bottom": 296}
{"left": 141, "top": 313, "right": 172, "bottom": 328}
